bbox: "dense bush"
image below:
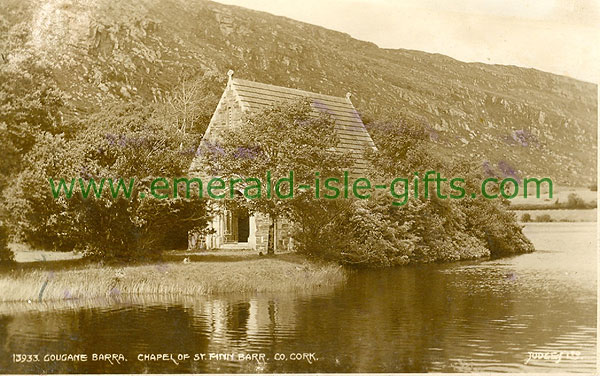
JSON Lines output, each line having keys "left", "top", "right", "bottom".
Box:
{"left": 0, "top": 222, "right": 14, "bottom": 263}
{"left": 293, "top": 193, "right": 497, "bottom": 267}
{"left": 461, "top": 195, "right": 534, "bottom": 256}
{"left": 292, "top": 195, "right": 416, "bottom": 267}
{"left": 534, "top": 214, "right": 553, "bottom": 222}
{"left": 293, "top": 116, "right": 534, "bottom": 267}
{"left": 335, "top": 196, "right": 420, "bottom": 266}
{"left": 4, "top": 101, "right": 210, "bottom": 261}
{"left": 566, "top": 193, "right": 587, "bottom": 209}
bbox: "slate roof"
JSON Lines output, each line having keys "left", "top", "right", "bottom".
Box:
{"left": 230, "top": 78, "right": 376, "bottom": 174}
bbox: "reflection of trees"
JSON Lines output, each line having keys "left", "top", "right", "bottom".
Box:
{"left": 0, "top": 261, "right": 594, "bottom": 373}
{"left": 193, "top": 297, "right": 298, "bottom": 351}
{"left": 226, "top": 302, "right": 250, "bottom": 343}
{"left": 1, "top": 305, "right": 210, "bottom": 373}
{"left": 0, "top": 315, "right": 14, "bottom": 373}
{"left": 73, "top": 305, "right": 211, "bottom": 373}
{"left": 275, "top": 265, "right": 596, "bottom": 372}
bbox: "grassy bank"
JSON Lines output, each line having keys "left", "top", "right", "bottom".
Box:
{"left": 0, "top": 251, "right": 346, "bottom": 303}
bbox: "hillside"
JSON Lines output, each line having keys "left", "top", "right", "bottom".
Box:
{"left": 1, "top": 0, "right": 597, "bottom": 185}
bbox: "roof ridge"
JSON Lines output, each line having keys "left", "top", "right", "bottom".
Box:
{"left": 232, "top": 78, "right": 349, "bottom": 103}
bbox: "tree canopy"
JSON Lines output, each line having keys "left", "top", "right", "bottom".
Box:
{"left": 4, "top": 100, "right": 210, "bottom": 260}
{"left": 199, "top": 98, "right": 353, "bottom": 253}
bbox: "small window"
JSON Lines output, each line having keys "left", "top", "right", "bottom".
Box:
{"left": 226, "top": 105, "right": 233, "bottom": 127}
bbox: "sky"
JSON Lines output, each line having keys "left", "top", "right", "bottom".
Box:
{"left": 214, "top": 0, "right": 599, "bottom": 83}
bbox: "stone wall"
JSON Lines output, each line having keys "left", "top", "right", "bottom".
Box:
{"left": 251, "top": 214, "right": 294, "bottom": 252}
{"left": 254, "top": 213, "right": 270, "bottom": 252}
{"left": 188, "top": 82, "right": 296, "bottom": 252}
{"left": 205, "top": 83, "right": 244, "bottom": 141}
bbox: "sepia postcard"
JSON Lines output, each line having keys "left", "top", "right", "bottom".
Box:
{"left": 0, "top": 0, "right": 597, "bottom": 374}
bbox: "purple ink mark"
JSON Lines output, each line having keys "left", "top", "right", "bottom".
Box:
{"left": 294, "top": 119, "right": 312, "bottom": 127}
{"left": 79, "top": 166, "right": 93, "bottom": 179}
{"left": 234, "top": 146, "right": 258, "bottom": 159}
{"left": 105, "top": 133, "right": 117, "bottom": 145}
{"left": 105, "top": 133, "right": 151, "bottom": 148}
{"left": 498, "top": 160, "right": 520, "bottom": 180}
{"left": 202, "top": 141, "right": 225, "bottom": 156}
{"left": 482, "top": 161, "right": 496, "bottom": 177}
{"left": 312, "top": 99, "right": 332, "bottom": 115}
{"left": 512, "top": 130, "right": 529, "bottom": 147}
{"left": 180, "top": 146, "right": 197, "bottom": 156}
{"left": 423, "top": 123, "right": 439, "bottom": 142}
{"left": 156, "top": 263, "right": 168, "bottom": 273}
{"left": 503, "top": 129, "right": 539, "bottom": 148}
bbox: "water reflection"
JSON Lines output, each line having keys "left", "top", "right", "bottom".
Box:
{"left": 0, "top": 223, "right": 596, "bottom": 373}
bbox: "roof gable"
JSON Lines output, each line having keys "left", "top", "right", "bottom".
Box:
{"left": 194, "top": 73, "right": 376, "bottom": 175}
{"left": 230, "top": 77, "right": 375, "bottom": 174}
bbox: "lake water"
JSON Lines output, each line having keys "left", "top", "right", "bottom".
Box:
{"left": 0, "top": 222, "right": 596, "bottom": 373}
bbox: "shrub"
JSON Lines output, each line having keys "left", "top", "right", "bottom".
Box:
{"left": 5, "top": 101, "right": 210, "bottom": 261}
{"left": 336, "top": 198, "right": 417, "bottom": 267}
{"left": 520, "top": 213, "right": 532, "bottom": 222}
{"left": 293, "top": 117, "right": 536, "bottom": 267}
{"left": 535, "top": 214, "right": 553, "bottom": 222}
{"left": 461, "top": 196, "right": 535, "bottom": 256}
{"left": 566, "top": 193, "right": 586, "bottom": 209}
{"left": 0, "top": 222, "right": 14, "bottom": 263}
{"left": 293, "top": 196, "right": 417, "bottom": 267}
{"left": 366, "top": 117, "right": 534, "bottom": 260}
{"left": 293, "top": 192, "right": 494, "bottom": 267}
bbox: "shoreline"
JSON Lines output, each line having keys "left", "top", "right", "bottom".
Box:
{"left": 4, "top": 220, "right": 581, "bottom": 306}
{"left": 511, "top": 208, "right": 597, "bottom": 223}
{"left": 0, "top": 252, "right": 346, "bottom": 304}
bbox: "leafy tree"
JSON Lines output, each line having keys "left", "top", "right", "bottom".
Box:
{"left": 0, "top": 60, "right": 67, "bottom": 192}
{"left": 5, "top": 101, "right": 210, "bottom": 260}
{"left": 0, "top": 221, "right": 13, "bottom": 263}
{"left": 316, "top": 191, "right": 419, "bottom": 266}
{"left": 365, "top": 116, "right": 535, "bottom": 262}
{"left": 200, "top": 103, "right": 533, "bottom": 265}
{"left": 199, "top": 98, "right": 352, "bottom": 254}
{"left": 566, "top": 193, "right": 586, "bottom": 209}
{"left": 520, "top": 213, "right": 531, "bottom": 222}
{"left": 0, "top": 57, "right": 71, "bottom": 258}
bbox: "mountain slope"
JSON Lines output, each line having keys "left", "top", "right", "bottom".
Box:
{"left": 1, "top": 0, "right": 596, "bottom": 185}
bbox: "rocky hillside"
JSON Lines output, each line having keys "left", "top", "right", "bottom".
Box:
{"left": 1, "top": 0, "right": 596, "bottom": 185}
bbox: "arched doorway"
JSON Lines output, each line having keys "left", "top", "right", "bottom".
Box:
{"left": 223, "top": 207, "right": 250, "bottom": 244}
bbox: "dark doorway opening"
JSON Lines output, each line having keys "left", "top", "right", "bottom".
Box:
{"left": 237, "top": 213, "right": 250, "bottom": 242}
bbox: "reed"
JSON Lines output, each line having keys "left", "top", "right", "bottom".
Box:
{"left": 0, "top": 255, "right": 346, "bottom": 303}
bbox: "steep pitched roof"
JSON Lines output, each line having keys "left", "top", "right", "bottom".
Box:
{"left": 231, "top": 78, "right": 375, "bottom": 174}
{"left": 192, "top": 74, "right": 376, "bottom": 175}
